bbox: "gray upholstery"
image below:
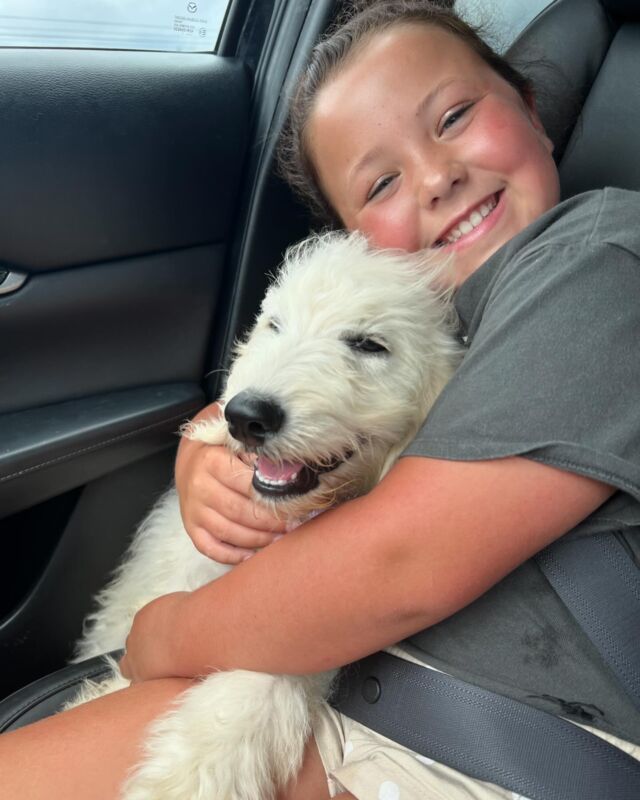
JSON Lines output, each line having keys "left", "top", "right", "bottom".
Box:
{"left": 0, "top": 653, "right": 120, "bottom": 733}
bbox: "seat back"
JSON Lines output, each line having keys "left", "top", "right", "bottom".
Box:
{"left": 508, "top": 0, "right": 640, "bottom": 198}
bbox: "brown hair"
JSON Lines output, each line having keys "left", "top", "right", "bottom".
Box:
{"left": 277, "top": 0, "right": 534, "bottom": 226}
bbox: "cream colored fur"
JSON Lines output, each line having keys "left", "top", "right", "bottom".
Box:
{"left": 71, "top": 232, "right": 460, "bottom": 800}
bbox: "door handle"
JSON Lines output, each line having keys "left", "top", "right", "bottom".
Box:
{"left": 0, "top": 270, "right": 27, "bottom": 295}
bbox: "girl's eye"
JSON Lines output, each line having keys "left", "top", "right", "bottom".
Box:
{"left": 366, "top": 174, "right": 396, "bottom": 202}
{"left": 439, "top": 103, "right": 474, "bottom": 135}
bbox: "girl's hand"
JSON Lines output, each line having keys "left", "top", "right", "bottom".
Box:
{"left": 176, "top": 403, "right": 287, "bottom": 564}
{"left": 119, "top": 592, "right": 188, "bottom": 683}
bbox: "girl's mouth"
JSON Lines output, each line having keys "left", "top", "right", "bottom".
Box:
{"left": 432, "top": 190, "right": 504, "bottom": 251}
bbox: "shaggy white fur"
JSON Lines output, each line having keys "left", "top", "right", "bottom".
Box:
{"left": 71, "top": 232, "right": 460, "bottom": 800}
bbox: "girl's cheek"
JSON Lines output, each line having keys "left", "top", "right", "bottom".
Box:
{"left": 469, "top": 99, "right": 548, "bottom": 172}
{"left": 357, "top": 203, "right": 421, "bottom": 252}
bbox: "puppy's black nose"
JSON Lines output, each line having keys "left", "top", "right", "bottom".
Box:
{"left": 224, "top": 392, "right": 285, "bottom": 447}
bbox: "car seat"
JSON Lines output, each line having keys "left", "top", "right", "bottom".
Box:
{"left": 0, "top": 0, "right": 638, "bottom": 751}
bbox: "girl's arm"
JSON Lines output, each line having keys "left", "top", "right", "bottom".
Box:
{"left": 122, "top": 454, "right": 614, "bottom": 681}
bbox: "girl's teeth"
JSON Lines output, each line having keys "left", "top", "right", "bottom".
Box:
{"left": 443, "top": 195, "right": 498, "bottom": 244}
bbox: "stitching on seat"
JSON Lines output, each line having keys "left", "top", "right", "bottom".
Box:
{"left": 0, "top": 664, "right": 114, "bottom": 731}
{"left": 0, "top": 407, "right": 200, "bottom": 483}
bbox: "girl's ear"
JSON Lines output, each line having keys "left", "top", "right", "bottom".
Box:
{"left": 524, "top": 90, "right": 554, "bottom": 155}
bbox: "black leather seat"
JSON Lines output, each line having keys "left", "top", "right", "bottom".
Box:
{"left": 0, "top": 653, "right": 119, "bottom": 733}
{"left": 1, "top": 0, "right": 639, "bottom": 735}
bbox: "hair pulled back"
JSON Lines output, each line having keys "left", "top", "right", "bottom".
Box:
{"left": 277, "top": 0, "right": 534, "bottom": 226}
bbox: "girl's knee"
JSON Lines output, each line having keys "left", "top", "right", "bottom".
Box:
{"left": 278, "top": 735, "right": 333, "bottom": 800}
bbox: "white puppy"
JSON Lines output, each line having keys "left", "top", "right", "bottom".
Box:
{"left": 72, "top": 232, "right": 460, "bottom": 800}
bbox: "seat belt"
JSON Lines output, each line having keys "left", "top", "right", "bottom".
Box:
{"left": 332, "top": 532, "right": 640, "bottom": 799}
{"left": 536, "top": 531, "right": 640, "bottom": 710}
{"left": 332, "top": 652, "right": 640, "bottom": 800}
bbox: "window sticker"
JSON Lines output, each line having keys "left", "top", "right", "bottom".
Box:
{"left": 0, "top": 0, "right": 228, "bottom": 52}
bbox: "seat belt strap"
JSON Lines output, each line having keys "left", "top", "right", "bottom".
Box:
{"left": 332, "top": 652, "right": 640, "bottom": 800}
{"left": 536, "top": 532, "right": 640, "bottom": 710}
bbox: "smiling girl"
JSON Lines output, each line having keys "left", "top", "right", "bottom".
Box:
{"left": 2, "top": 2, "right": 640, "bottom": 799}
{"left": 302, "top": 14, "right": 559, "bottom": 284}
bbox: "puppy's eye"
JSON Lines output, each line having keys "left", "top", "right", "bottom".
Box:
{"left": 343, "top": 336, "right": 389, "bottom": 354}
{"left": 268, "top": 318, "right": 281, "bottom": 333}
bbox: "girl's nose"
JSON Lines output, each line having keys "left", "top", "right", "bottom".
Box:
{"left": 417, "top": 156, "right": 466, "bottom": 209}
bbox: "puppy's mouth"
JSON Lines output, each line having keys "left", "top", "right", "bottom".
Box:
{"left": 251, "top": 454, "right": 347, "bottom": 498}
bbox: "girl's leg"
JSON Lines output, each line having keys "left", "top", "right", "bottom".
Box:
{"left": 0, "top": 677, "right": 193, "bottom": 800}
{"left": 0, "top": 677, "right": 351, "bottom": 800}
{"left": 279, "top": 736, "right": 356, "bottom": 800}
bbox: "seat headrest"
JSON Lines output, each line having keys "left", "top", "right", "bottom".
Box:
{"left": 507, "top": 0, "right": 617, "bottom": 162}
{"left": 507, "top": 0, "right": 640, "bottom": 197}
{"left": 559, "top": 23, "right": 640, "bottom": 197}
{"left": 600, "top": 0, "right": 640, "bottom": 20}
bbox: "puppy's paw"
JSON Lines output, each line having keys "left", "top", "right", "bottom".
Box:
{"left": 121, "top": 671, "right": 313, "bottom": 800}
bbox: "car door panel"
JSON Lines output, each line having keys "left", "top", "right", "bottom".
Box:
{"left": 1, "top": 244, "right": 222, "bottom": 414}
{"left": 0, "top": 448, "right": 177, "bottom": 698}
{"left": 0, "top": 50, "right": 250, "bottom": 268}
{"left": 0, "top": 48, "right": 249, "bottom": 518}
{"left": 0, "top": 45, "right": 251, "bottom": 696}
{"left": 0, "top": 383, "right": 202, "bottom": 519}
{"left": 0, "top": 0, "right": 343, "bottom": 701}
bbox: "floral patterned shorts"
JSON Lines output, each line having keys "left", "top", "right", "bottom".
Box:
{"left": 313, "top": 671, "right": 640, "bottom": 800}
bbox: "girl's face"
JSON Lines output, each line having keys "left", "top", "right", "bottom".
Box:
{"left": 307, "top": 24, "right": 560, "bottom": 285}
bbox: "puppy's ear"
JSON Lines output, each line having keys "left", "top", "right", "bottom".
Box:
{"left": 378, "top": 441, "right": 405, "bottom": 482}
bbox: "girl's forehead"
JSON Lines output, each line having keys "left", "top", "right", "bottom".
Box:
{"left": 346, "top": 23, "right": 486, "bottom": 82}
{"left": 314, "top": 24, "right": 489, "bottom": 122}
{"left": 310, "top": 25, "right": 490, "bottom": 142}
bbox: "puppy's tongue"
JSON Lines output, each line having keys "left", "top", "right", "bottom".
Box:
{"left": 256, "top": 456, "right": 303, "bottom": 482}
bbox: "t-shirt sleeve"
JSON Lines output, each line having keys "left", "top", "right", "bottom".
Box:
{"left": 404, "top": 240, "right": 640, "bottom": 511}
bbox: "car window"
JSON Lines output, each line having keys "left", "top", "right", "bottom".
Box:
{"left": 0, "top": 0, "right": 230, "bottom": 53}
{"left": 457, "top": 0, "right": 554, "bottom": 51}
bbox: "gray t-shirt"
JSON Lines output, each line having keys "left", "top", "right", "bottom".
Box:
{"left": 402, "top": 187, "right": 640, "bottom": 744}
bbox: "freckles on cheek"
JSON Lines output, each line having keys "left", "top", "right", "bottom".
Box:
{"left": 359, "top": 210, "right": 420, "bottom": 252}
{"left": 471, "top": 114, "right": 536, "bottom": 171}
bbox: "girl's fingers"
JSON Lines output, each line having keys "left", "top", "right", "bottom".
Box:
{"left": 202, "top": 448, "right": 255, "bottom": 494}
{"left": 189, "top": 526, "right": 256, "bottom": 564}
{"left": 189, "top": 507, "right": 285, "bottom": 561}
{"left": 198, "top": 502, "right": 284, "bottom": 546}
{"left": 178, "top": 443, "right": 288, "bottom": 562}
{"left": 195, "top": 448, "right": 287, "bottom": 531}
{"left": 215, "top": 489, "right": 288, "bottom": 533}
{"left": 194, "top": 472, "right": 288, "bottom": 533}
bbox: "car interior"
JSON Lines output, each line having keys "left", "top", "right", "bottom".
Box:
{"left": 1, "top": 0, "right": 639, "bottom": 791}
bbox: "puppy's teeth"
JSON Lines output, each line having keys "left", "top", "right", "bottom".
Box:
{"left": 255, "top": 469, "right": 298, "bottom": 487}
